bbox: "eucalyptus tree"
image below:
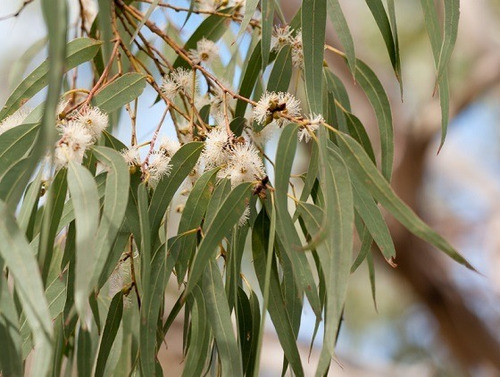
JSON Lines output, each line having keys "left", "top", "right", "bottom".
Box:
{"left": 0, "top": 0, "right": 467, "bottom": 376}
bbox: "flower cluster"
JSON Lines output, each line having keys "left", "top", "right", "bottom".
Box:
{"left": 271, "top": 26, "right": 303, "bottom": 67}
{"left": 54, "top": 106, "right": 108, "bottom": 168}
{"left": 188, "top": 38, "right": 219, "bottom": 64}
{"left": 253, "top": 91, "right": 301, "bottom": 128}
{"left": 121, "top": 135, "right": 181, "bottom": 187}
{"left": 200, "top": 127, "right": 265, "bottom": 188}
{"left": 161, "top": 68, "right": 197, "bottom": 100}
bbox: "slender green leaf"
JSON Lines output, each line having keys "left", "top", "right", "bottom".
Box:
{"left": 267, "top": 46, "right": 292, "bottom": 92}
{"left": 203, "top": 259, "right": 243, "bottom": 377}
{"left": 420, "top": 0, "right": 451, "bottom": 149}
{"left": 89, "top": 147, "right": 130, "bottom": 290}
{"left": 149, "top": 142, "right": 204, "bottom": 238}
{"left": 386, "top": 0, "right": 403, "bottom": 97}
{"left": 252, "top": 210, "right": 304, "bottom": 377}
{"left": 302, "top": 0, "right": 326, "bottom": 114}
{"left": 0, "top": 278, "right": 23, "bottom": 377}
{"left": 92, "top": 73, "right": 147, "bottom": 113}
{"left": 354, "top": 59, "right": 393, "bottom": 180}
{"left": 261, "top": 0, "right": 274, "bottom": 70}
{"left": 77, "top": 327, "right": 93, "bottom": 377}
{"left": 140, "top": 245, "right": 166, "bottom": 377}
{"left": 327, "top": 0, "right": 356, "bottom": 74}
{"left": 0, "top": 38, "right": 100, "bottom": 120}
{"left": 350, "top": 173, "right": 395, "bottom": 262}
{"left": 38, "top": 169, "right": 67, "bottom": 284}
{"left": 67, "top": 162, "right": 100, "bottom": 323}
{"left": 274, "top": 124, "right": 321, "bottom": 317}
{"left": 437, "top": 0, "right": 460, "bottom": 84}
{"left": 181, "top": 286, "right": 212, "bottom": 377}
{"left": 130, "top": 0, "right": 160, "bottom": 42}
{"left": 185, "top": 182, "right": 252, "bottom": 297}
{"left": 364, "top": 0, "right": 401, "bottom": 85}
{"left": 337, "top": 132, "right": 475, "bottom": 270}
{"left": 0, "top": 200, "right": 53, "bottom": 376}
{"left": 17, "top": 170, "right": 43, "bottom": 235}
{"left": 174, "top": 168, "right": 219, "bottom": 283}
{"left": 235, "top": 42, "right": 262, "bottom": 118}
{"left": 237, "top": 0, "right": 259, "bottom": 41}
{"left": 95, "top": 291, "right": 124, "bottom": 377}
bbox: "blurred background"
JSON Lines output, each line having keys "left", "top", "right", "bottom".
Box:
{"left": 1, "top": 0, "right": 500, "bottom": 376}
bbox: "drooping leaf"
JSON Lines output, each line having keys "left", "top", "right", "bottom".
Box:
{"left": 327, "top": 0, "right": 356, "bottom": 75}
{"left": 252, "top": 210, "right": 304, "bottom": 377}
{"left": 77, "top": 327, "right": 93, "bottom": 377}
{"left": 139, "top": 244, "right": 166, "bottom": 377}
{"left": 88, "top": 147, "right": 130, "bottom": 290}
{"left": 364, "top": 0, "right": 402, "bottom": 86}
{"left": 94, "top": 291, "right": 124, "bottom": 377}
{"left": 0, "top": 277, "right": 23, "bottom": 377}
{"left": 302, "top": 0, "right": 326, "bottom": 114}
{"left": 0, "top": 200, "right": 53, "bottom": 376}
{"left": 354, "top": 59, "right": 393, "bottom": 180}
{"left": 337, "top": 132, "right": 474, "bottom": 270}
{"left": 261, "top": 0, "right": 274, "bottom": 70}
{"left": 38, "top": 168, "right": 68, "bottom": 283}
{"left": 174, "top": 167, "right": 219, "bottom": 283}
{"left": 181, "top": 286, "right": 212, "bottom": 377}
{"left": 267, "top": 45, "right": 292, "bottom": 93}
{"left": 235, "top": 41, "right": 262, "bottom": 118}
{"left": 203, "top": 259, "right": 244, "bottom": 377}
{"left": 67, "top": 162, "right": 100, "bottom": 323}
{"left": 274, "top": 124, "right": 321, "bottom": 317}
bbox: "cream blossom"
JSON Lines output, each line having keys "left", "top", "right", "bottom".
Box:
{"left": 253, "top": 91, "right": 301, "bottom": 128}
{"left": 75, "top": 106, "right": 108, "bottom": 139}
{"left": 188, "top": 38, "right": 219, "bottom": 64}
{"left": 298, "top": 113, "right": 324, "bottom": 143}
{"left": 201, "top": 126, "right": 231, "bottom": 169}
{"left": 147, "top": 152, "right": 172, "bottom": 187}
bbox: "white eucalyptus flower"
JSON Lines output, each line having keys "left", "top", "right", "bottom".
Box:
{"left": 271, "top": 25, "right": 293, "bottom": 51}
{"left": 159, "top": 136, "right": 181, "bottom": 157}
{"left": 221, "top": 142, "right": 265, "bottom": 187}
{"left": 188, "top": 38, "right": 219, "bottom": 64}
{"left": 290, "top": 30, "right": 304, "bottom": 68}
{"left": 201, "top": 126, "right": 231, "bottom": 169}
{"left": 75, "top": 106, "right": 108, "bottom": 139}
{"left": 121, "top": 147, "right": 141, "bottom": 166}
{"left": 253, "top": 91, "right": 301, "bottom": 127}
{"left": 54, "top": 122, "right": 93, "bottom": 168}
{"left": 148, "top": 152, "right": 172, "bottom": 187}
{"left": 298, "top": 113, "right": 323, "bottom": 143}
